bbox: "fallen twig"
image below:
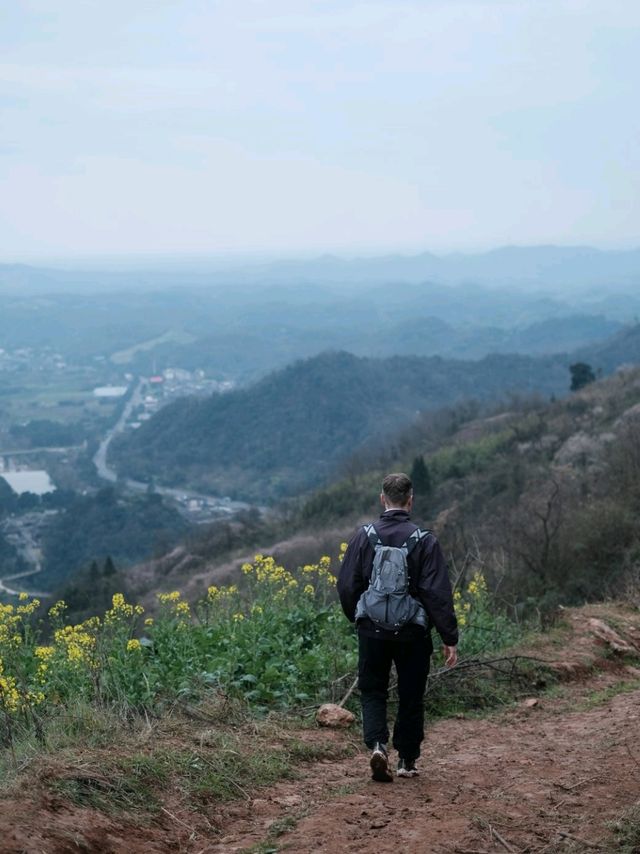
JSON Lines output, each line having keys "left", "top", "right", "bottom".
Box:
{"left": 553, "top": 775, "right": 599, "bottom": 792}
{"left": 338, "top": 676, "right": 359, "bottom": 708}
{"left": 489, "top": 824, "right": 519, "bottom": 853}
{"left": 161, "top": 806, "right": 198, "bottom": 838}
{"left": 426, "top": 654, "right": 551, "bottom": 685}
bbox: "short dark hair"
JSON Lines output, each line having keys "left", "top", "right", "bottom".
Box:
{"left": 382, "top": 472, "right": 413, "bottom": 506}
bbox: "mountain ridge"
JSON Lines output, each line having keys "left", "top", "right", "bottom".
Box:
{"left": 2, "top": 244, "right": 640, "bottom": 294}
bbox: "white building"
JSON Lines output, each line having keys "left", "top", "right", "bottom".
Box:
{"left": 93, "top": 386, "right": 128, "bottom": 399}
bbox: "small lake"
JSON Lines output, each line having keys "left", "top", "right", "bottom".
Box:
{"left": 0, "top": 470, "right": 56, "bottom": 495}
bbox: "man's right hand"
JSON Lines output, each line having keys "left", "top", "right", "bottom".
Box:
{"left": 443, "top": 645, "right": 458, "bottom": 668}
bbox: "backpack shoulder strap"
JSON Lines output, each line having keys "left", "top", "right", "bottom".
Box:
{"left": 403, "top": 527, "right": 431, "bottom": 557}
{"left": 363, "top": 523, "right": 382, "bottom": 550}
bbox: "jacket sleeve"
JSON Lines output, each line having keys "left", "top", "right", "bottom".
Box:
{"left": 336, "top": 528, "right": 368, "bottom": 622}
{"left": 416, "top": 536, "right": 459, "bottom": 646}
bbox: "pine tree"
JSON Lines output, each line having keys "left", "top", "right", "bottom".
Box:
{"left": 569, "top": 362, "right": 596, "bottom": 392}
{"left": 103, "top": 555, "right": 116, "bottom": 577}
{"left": 410, "top": 455, "right": 432, "bottom": 498}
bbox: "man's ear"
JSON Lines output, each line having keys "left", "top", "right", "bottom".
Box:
{"left": 380, "top": 492, "right": 386, "bottom": 509}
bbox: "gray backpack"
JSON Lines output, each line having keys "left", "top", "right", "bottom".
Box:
{"left": 354, "top": 524, "right": 429, "bottom": 633}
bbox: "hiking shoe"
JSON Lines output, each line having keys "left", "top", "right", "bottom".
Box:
{"left": 370, "top": 743, "right": 393, "bottom": 783}
{"left": 397, "top": 758, "right": 419, "bottom": 778}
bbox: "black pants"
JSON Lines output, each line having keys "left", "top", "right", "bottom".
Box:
{"left": 358, "top": 632, "right": 432, "bottom": 762}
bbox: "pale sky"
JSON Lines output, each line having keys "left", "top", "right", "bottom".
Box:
{"left": 1, "top": 1, "right": 639, "bottom": 260}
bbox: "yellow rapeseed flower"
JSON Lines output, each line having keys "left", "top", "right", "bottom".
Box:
{"left": 54, "top": 623, "right": 97, "bottom": 667}
{"left": 158, "top": 590, "right": 181, "bottom": 604}
{"left": 0, "top": 674, "right": 20, "bottom": 713}
{"left": 17, "top": 598, "right": 40, "bottom": 616}
{"left": 48, "top": 600, "right": 67, "bottom": 619}
{"left": 35, "top": 645, "right": 54, "bottom": 659}
{"left": 35, "top": 646, "right": 54, "bottom": 681}
{"left": 104, "top": 593, "right": 139, "bottom": 623}
{"left": 126, "top": 638, "right": 141, "bottom": 652}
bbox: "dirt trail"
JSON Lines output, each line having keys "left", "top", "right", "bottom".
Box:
{"left": 208, "top": 680, "right": 640, "bottom": 853}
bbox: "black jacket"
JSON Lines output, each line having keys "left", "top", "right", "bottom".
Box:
{"left": 337, "top": 509, "right": 459, "bottom": 646}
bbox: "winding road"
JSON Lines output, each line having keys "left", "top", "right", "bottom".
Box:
{"left": 92, "top": 378, "right": 250, "bottom": 513}
{"left": 0, "top": 512, "right": 52, "bottom": 597}
{"left": 0, "top": 378, "right": 251, "bottom": 599}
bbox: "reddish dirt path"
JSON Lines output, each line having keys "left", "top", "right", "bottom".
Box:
{"left": 4, "top": 679, "right": 638, "bottom": 853}
{"left": 208, "top": 680, "right": 640, "bottom": 853}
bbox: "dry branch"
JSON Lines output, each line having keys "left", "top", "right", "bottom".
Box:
{"left": 490, "top": 824, "right": 519, "bottom": 853}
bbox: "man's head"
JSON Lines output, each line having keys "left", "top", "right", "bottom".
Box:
{"left": 380, "top": 472, "right": 413, "bottom": 511}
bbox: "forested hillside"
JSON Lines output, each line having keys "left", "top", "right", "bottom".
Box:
{"left": 110, "top": 349, "right": 570, "bottom": 500}
{"left": 110, "top": 326, "right": 640, "bottom": 502}
{"left": 39, "top": 487, "right": 189, "bottom": 587}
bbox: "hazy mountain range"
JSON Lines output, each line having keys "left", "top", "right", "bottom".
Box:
{"left": 2, "top": 245, "right": 639, "bottom": 295}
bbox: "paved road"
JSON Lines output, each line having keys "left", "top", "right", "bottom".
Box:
{"left": 0, "top": 564, "right": 48, "bottom": 597}
{"left": 93, "top": 379, "right": 146, "bottom": 483}
{"left": 92, "top": 378, "right": 251, "bottom": 515}
{"left": 0, "top": 513, "right": 52, "bottom": 597}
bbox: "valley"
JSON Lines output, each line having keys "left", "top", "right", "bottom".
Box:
{"left": 1, "top": 262, "right": 639, "bottom": 601}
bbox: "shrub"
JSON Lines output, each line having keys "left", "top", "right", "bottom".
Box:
{"left": 0, "top": 551, "right": 358, "bottom": 744}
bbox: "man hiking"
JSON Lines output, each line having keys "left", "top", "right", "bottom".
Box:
{"left": 337, "top": 472, "right": 458, "bottom": 782}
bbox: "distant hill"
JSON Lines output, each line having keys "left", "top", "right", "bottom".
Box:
{"left": 110, "top": 323, "right": 640, "bottom": 502}
{"left": 110, "top": 349, "right": 571, "bottom": 501}
{"left": 2, "top": 245, "right": 639, "bottom": 295}
{"left": 219, "top": 244, "right": 640, "bottom": 290}
{"left": 576, "top": 322, "right": 640, "bottom": 372}
{"left": 372, "top": 313, "right": 623, "bottom": 360}
{"left": 0, "top": 255, "right": 635, "bottom": 380}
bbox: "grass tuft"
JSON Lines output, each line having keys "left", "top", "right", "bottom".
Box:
{"left": 608, "top": 802, "right": 640, "bottom": 853}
